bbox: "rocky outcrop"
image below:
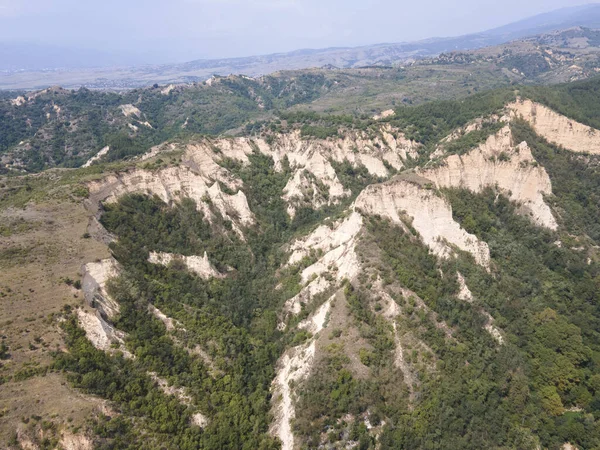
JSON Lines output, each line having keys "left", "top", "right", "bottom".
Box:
{"left": 191, "top": 413, "right": 209, "bottom": 428}
{"left": 81, "top": 258, "right": 120, "bottom": 320}
{"left": 284, "top": 212, "right": 363, "bottom": 317}
{"left": 273, "top": 126, "right": 416, "bottom": 176}
{"left": 140, "top": 142, "right": 179, "bottom": 161}
{"left": 10, "top": 95, "right": 26, "bottom": 106}
{"left": 148, "top": 251, "right": 224, "bottom": 280}
{"left": 297, "top": 298, "right": 332, "bottom": 335}
{"left": 87, "top": 167, "right": 254, "bottom": 237}
{"left": 148, "top": 304, "right": 182, "bottom": 331}
{"left": 509, "top": 98, "right": 600, "bottom": 154}
{"left": 356, "top": 178, "right": 491, "bottom": 267}
{"left": 182, "top": 141, "right": 250, "bottom": 190}
{"left": 282, "top": 173, "right": 492, "bottom": 323}
{"left": 82, "top": 146, "right": 110, "bottom": 168}
{"left": 161, "top": 84, "right": 176, "bottom": 95}
{"left": 370, "top": 281, "right": 422, "bottom": 400}
{"left": 119, "top": 104, "right": 142, "bottom": 118}
{"left": 148, "top": 371, "right": 209, "bottom": 428}
{"left": 456, "top": 272, "right": 473, "bottom": 302}
{"left": 76, "top": 309, "right": 130, "bottom": 356}
{"left": 90, "top": 124, "right": 418, "bottom": 225}
{"left": 421, "top": 126, "right": 557, "bottom": 229}
{"left": 483, "top": 312, "right": 505, "bottom": 345}
{"left": 271, "top": 341, "right": 316, "bottom": 450}
{"left": 188, "top": 126, "right": 417, "bottom": 214}
{"left": 282, "top": 157, "right": 349, "bottom": 218}
{"left": 373, "top": 109, "right": 395, "bottom": 120}
{"left": 264, "top": 127, "right": 418, "bottom": 216}
{"left": 59, "top": 432, "right": 93, "bottom": 450}
{"left": 441, "top": 114, "right": 507, "bottom": 145}
{"left": 271, "top": 295, "right": 334, "bottom": 450}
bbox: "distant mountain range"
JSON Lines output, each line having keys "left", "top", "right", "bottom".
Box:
{"left": 2, "top": 3, "right": 600, "bottom": 90}
{"left": 174, "top": 3, "right": 600, "bottom": 73}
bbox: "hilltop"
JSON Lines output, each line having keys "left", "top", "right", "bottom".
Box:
{"left": 2, "top": 72, "right": 600, "bottom": 448}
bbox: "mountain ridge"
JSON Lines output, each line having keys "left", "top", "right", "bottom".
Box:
{"left": 3, "top": 4, "right": 600, "bottom": 89}
{"left": 4, "top": 84, "right": 600, "bottom": 448}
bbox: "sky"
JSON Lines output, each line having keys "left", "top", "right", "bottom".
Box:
{"left": 0, "top": 0, "right": 592, "bottom": 64}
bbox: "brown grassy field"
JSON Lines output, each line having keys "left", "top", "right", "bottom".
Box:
{"left": 0, "top": 196, "right": 110, "bottom": 447}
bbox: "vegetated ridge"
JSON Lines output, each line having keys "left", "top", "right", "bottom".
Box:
{"left": 3, "top": 72, "right": 600, "bottom": 449}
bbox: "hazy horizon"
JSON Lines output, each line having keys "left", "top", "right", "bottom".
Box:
{"left": 0, "top": 0, "right": 594, "bottom": 66}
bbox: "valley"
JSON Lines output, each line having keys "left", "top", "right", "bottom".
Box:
{"left": 4, "top": 5, "right": 600, "bottom": 447}
{"left": 2, "top": 75, "right": 600, "bottom": 448}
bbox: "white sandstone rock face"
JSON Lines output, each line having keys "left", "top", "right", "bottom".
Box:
{"left": 76, "top": 309, "right": 130, "bottom": 356}
{"left": 193, "top": 127, "right": 417, "bottom": 216}
{"left": 368, "top": 279, "right": 420, "bottom": 398}
{"left": 271, "top": 296, "right": 334, "bottom": 450}
{"left": 82, "top": 146, "right": 110, "bottom": 168}
{"left": 88, "top": 166, "right": 255, "bottom": 237}
{"left": 120, "top": 104, "right": 142, "bottom": 118}
{"left": 88, "top": 139, "right": 258, "bottom": 235}
{"left": 161, "top": 84, "right": 176, "bottom": 95}
{"left": 456, "top": 272, "right": 473, "bottom": 302}
{"left": 183, "top": 142, "right": 250, "bottom": 190}
{"left": 191, "top": 413, "right": 209, "bottom": 428}
{"left": 509, "top": 98, "right": 600, "bottom": 154}
{"left": 89, "top": 124, "right": 418, "bottom": 227}
{"left": 284, "top": 212, "right": 363, "bottom": 317}
{"left": 271, "top": 341, "right": 316, "bottom": 450}
{"left": 282, "top": 161, "right": 349, "bottom": 218}
{"left": 441, "top": 114, "right": 508, "bottom": 145}
{"left": 373, "top": 109, "right": 395, "bottom": 120}
{"left": 148, "top": 371, "right": 209, "bottom": 427}
{"left": 59, "top": 431, "right": 94, "bottom": 450}
{"left": 483, "top": 312, "right": 505, "bottom": 345}
{"left": 282, "top": 276, "right": 331, "bottom": 319}
{"left": 140, "top": 142, "right": 179, "bottom": 161}
{"left": 10, "top": 96, "right": 26, "bottom": 106}
{"left": 148, "top": 251, "right": 224, "bottom": 280}
{"left": 392, "top": 321, "right": 418, "bottom": 400}
{"left": 88, "top": 166, "right": 209, "bottom": 204}
{"left": 421, "top": 126, "right": 557, "bottom": 229}
{"left": 148, "top": 304, "right": 182, "bottom": 331}
{"left": 81, "top": 258, "right": 120, "bottom": 320}
{"left": 298, "top": 297, "right": 332, "bottom": 335}
{"left": 282, "top": 175, "right": 491, "bottom": 323}
{"left": 270, "top": 127, "right": 418, "bottom": 216}
{"left": 207, "top": 182, "right": 255, "bottom": 229}
{"left": 356, "top": 178, "right": 491, "bottom": 267}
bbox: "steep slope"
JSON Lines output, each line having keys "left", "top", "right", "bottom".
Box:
{"left": 420, "top": 125, "right": 557, "bottom": 229}
{"left": 510, "top": 97, "right": 600, "bottom": 154}
{"left": 5, "top": 82, "right": 600, "bottom": 449}
{"left": 0, "top": 73, "right": 339, "bottom": 172}
{"left": 87, "top": 125, "right": 418, "bottom": 222}
{"left": 356, "top": 178, "right": 491, "bottom": 266}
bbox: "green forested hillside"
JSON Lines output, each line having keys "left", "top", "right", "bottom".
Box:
{"left": 4, "top": 67, "right": 600, "bottom": 450}
{"left": 0, "top": 74, "right": 334, "bottom": 173}
{"left": 2, "top": 52, "right": 600, "bottom": 174}
{"left": 54, "top": 145, "right": 600, "bottom": 450}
